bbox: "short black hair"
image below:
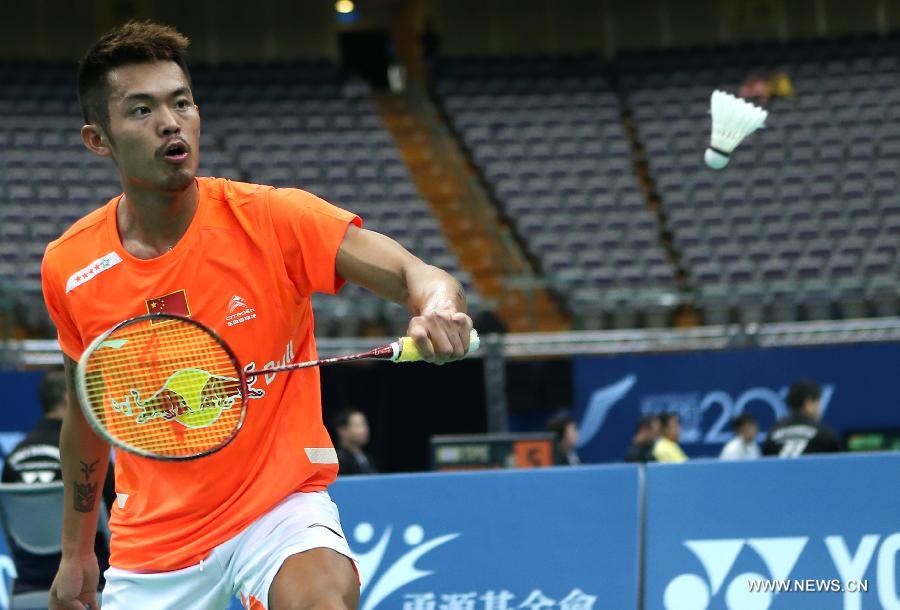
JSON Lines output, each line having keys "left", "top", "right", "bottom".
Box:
{"left": 635, "top": 414, "right": 658, "bottom": 433}
{"left": 731, "top": 412, "right": 757, "bottom": 431}
{"left": 39, "top": 369, "right": 67, "bottom": 414}
{"left": 545, "top": 415, "right": 575, "bottom": 442}
{"left": 659, "top": 412, "right": 679, "bottom": 428}
{"left": 786, "top": 379, "right": 821, "bottom": 411}
{"left": 331, "top": 408, "right": 364, "bottom": 431}
{"left": 77, "top": 19, "right": 192, "bottom": 130}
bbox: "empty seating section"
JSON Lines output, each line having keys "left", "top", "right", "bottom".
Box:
{"left": 0, "top": 61, "right": 469, "bottom": 336}
{"left": 618, "top": 38, "right": 900, "bottom": 322}
{"left": 0, "top": 63, "right": 117, "bottom": 306}
{"left": 435, "top": 56, "right": 679, "bottom": 327}
{"left": 4, "top": 38, "right": 900, "bottom": 335}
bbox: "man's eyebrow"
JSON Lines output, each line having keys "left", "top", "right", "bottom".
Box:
{"left": 120, "top": 87, "right": 192, "bottom": 104}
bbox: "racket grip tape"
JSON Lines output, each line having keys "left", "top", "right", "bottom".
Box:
{"left": 394, "top": 329, "right": 480, "bottom": 363}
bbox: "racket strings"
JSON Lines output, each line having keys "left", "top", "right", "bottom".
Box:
{"left": 82, "top": 317, "right": 243, "bottom": 458}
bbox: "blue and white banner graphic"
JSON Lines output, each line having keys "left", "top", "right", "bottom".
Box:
{"left": 0, "top": 466, "right": 639, "bottom": 610}
{"left": 644, "top": 453, "right": 900, "bottom": 610}
{"left": 329, "top": 466, "right": 641, "bottom": 610}
{"left": 2, "top": 454, "right": 898, "bottom": 610}
{"left": 573, "top": 343, "right": 900, "bottom": 462}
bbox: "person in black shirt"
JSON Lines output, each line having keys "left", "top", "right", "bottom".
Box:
{"left": 1, "top": 370, "right": 114, "bottom": 593}
{"left": 546, "top": 415, "right": 582, "bottom": 466}
{"left": 625, "top": 415, "right": 660, "bottom": 463}
{"left": 333, "top": 408, "right": 378, "bottom": 475}
{"left": 763, "top": 379, "right": 843, "bottom": 457}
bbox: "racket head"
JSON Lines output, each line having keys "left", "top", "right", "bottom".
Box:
{"left": 76, "top": 313, "right": 248, "bottom": 461}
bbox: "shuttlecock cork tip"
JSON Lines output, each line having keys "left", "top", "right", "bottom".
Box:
{"left": 705, "top": 147, "right": 730, "bottom": 170}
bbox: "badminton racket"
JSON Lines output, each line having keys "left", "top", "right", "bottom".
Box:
{"left": 75, "top": 313, "right": 479, "bottom": 461}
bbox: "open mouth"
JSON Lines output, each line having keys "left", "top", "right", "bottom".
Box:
{"left": 163, "top": 142, "right": 189, "bottom": 163}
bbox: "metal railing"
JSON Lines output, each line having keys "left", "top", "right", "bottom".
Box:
{"left": 8, "top": 317, "right": 900, "bottom": 368}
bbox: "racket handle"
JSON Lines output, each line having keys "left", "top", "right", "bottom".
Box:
{"left": 393, "top": 329, "right": 480, "bottom": 363}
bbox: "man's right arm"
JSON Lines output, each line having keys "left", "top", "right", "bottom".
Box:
{"left": 49, "top": 355, "right": 110, "bottom": 609}
{"left": 59, "top": 355, "right": 110, "bottom": 554}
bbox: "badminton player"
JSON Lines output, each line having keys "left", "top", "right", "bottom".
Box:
{"left": 42, "top": 20, "right": 472, "bottom": 610}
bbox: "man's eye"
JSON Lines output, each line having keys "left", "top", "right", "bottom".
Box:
{"left": 176, "top": 100, "right": 190, "bottom": 109}
{"left": 131, "top": 106, "right": 150, "bottom": 116}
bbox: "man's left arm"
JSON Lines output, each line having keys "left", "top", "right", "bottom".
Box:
{"left": 335, "top": 225, "right": 472, "bottom": 364}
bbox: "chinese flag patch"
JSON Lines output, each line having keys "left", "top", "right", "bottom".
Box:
{"left": 146, "top": 289, "right": 191, "bottom": 318}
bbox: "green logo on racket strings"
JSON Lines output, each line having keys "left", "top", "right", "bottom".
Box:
{"left": 111, "top": 368, "right": 241, "bottom": 429}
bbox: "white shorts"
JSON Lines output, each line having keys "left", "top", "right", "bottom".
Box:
{"left": 102, "top": 491, "right": 357, "bottom": 610}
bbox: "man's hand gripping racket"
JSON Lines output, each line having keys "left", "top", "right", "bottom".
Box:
{"left": 76, "top": 313, "right": 479, "bottom": 461}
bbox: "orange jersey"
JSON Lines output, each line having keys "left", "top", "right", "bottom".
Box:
{"left": 41, "top": 177, "right": 361, "bottom": 571}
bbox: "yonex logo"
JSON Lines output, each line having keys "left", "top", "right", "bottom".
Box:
{"left": 349, "top": 521, "right": 459, "bottom": 610}
{"left": 664, "top": 533, "right": 900, "bottom": 610}
{"left": 665, "top": 537, "right": 808, "bottom": 610}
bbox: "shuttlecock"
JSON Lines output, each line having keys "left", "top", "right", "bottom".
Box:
{"left": 705, "top": 90, "right": 768, "bottom": 169}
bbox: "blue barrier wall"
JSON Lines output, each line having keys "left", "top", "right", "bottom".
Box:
{"left": 329, "top": 466, "right": 641, "bottom": 610}
{"left": 645, "top": 453, "right": 900, "bottom": 610}
{"left": 0, "top": 465, "right": 642, "bottom": 610}
{"left": 2, "top": 455, "right": 899, "bottom": 609}
{"left": 573, "top": 343, "right": 900, "bottom": 462}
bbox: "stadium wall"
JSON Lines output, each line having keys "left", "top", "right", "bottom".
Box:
{"left": 429, "top": 0, "right": 899, "bottom": 55}
{"left": 0, "top": 0, "right": 339, "bottom": 61}
{"left": 2, "top": 0, "right": 898, "bottom": 62}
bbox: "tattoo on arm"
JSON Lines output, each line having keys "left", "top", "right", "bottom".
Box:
{"left": 73, "top": 481, "right": 98, "bottom": 513}
{"left": 73, "top": 459, "right": 100, "bottom": 513}
{"left": 80, "top": 460, "right": 98, "bottom": 481}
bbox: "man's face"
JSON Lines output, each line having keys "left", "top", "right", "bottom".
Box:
{"left": 342, "top": 412, "right": 370, "bottom": 447}
{"left": 805, "top": 398, "right": 822, "bottom": 421}
{"left": 664, "top": 417, "right": 681, "bottom": 442}
{"left": 636, "top": 424, "right": 652, "bottom": 443}
{"left": 739, "top": 421, "right": 758, "bottom": 442}
{"left": 96, "top": 61, "right": 200, "bottom": 193}
{"left": 649, "top": 418, "right": 662, "bottom": 440}
{"left": 563, "top": 422, "right": 579, "bottom": 449}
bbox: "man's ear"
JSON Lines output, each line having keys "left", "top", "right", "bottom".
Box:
{"left": 81, "top": 124, "right": 112, "bottom": 157}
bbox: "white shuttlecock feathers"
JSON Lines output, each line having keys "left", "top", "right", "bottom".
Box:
{"left": 705, "top": 90, "right": 768, "bottom": 169}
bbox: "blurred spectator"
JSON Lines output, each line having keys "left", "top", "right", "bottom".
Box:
{"left": 763, "top": 380, "right": 843, "bottom": 457}
{"left": 1, "top": 370, "right": 113, "bottom": 593}
{"left": 719, "top": 413, "right": 761, "bottom": 460}
{"left": 653, "top": 412, "right": 688, "bottom": 463}
{"left": 739, "top": 69, "right": 795, "bottom": 105}
{"left": 768, "top": 70, "right": 795, "bottom": 99}
{"left": 546, "top": 415, "right": 581, "bottom": 466}
{"left": 333, "top": 408, "right": 378, "bottom": 475}
{"left": 625, "top": 415, "right": 660, "bottom": 463}
{"left": 739, "top": 72, "right": 770, "bottom": 103}
{"left": 420, "top": 18, "right": 440, "bottom": 86}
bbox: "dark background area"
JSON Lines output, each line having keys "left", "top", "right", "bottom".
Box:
{"left": 321, "top": 357, "right": 486, "bottom": 472}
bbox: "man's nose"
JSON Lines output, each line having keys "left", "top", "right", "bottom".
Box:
{"left": 157, "top": 108, "right": 181, "bottom": 137}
